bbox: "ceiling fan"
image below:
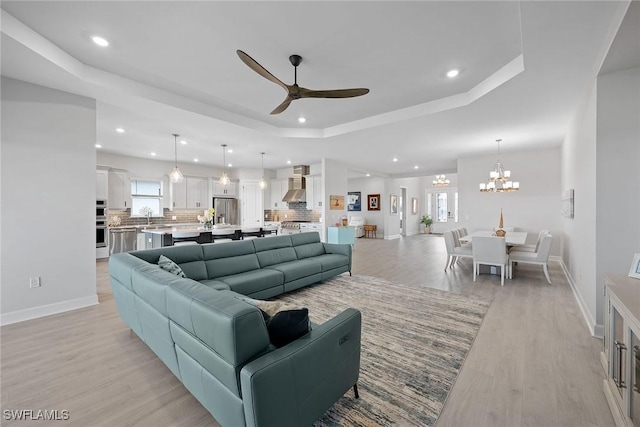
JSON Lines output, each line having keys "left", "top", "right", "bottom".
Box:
{"left": 237, "top": 50, "right": 370, "bottom": 115}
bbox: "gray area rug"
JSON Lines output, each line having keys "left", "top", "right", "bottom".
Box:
{"left": 275, "top": 274, "right": 491, "bottom": 427}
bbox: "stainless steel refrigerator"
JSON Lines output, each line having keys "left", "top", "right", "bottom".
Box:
{"left": 212, "top": 198, "right": 238, "bottom": 225}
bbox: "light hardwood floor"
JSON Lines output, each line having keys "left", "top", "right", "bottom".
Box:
{"left": 1, "top": 234, "right": 614, "bottom": 427}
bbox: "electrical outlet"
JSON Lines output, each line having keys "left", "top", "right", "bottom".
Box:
{"left": 29, "top": 277, "right": 41, "bottom": 288}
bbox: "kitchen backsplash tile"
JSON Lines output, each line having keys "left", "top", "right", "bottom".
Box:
{"left": 110, "top": 203, "right": 321, "bottom": 227}
{"left": 264, "top": 202, "right": 322, "bottom": 222}
{"left": 108, "top": 209, "right": 200, "bottom": 226}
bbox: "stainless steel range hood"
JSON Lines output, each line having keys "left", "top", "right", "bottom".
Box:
{"left": 282, "top": 165, "right": 310, "bottom": 203}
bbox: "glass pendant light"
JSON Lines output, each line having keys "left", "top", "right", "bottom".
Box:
{"left": 219, "top": 144, "right": 230, "bottom": 186}
{"left": 169, "top": 133, "right": 184, "bottom": 183}
{"left": 259, "top": 152, "right": 267, "bottom": 190}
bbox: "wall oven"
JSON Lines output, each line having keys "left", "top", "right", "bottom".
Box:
{"left": 96, "top": 201, "right": 108, "bottom": 248}
{"left": 97, "top": 200, "right": 107, "bottom": 218}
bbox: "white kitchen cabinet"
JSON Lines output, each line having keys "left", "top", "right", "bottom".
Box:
{"left": 304, "top": 175, "right": 323, "bottom": 210}
{"left": 170, "top": 176, "right": 208, "bottom": 210}
{"left": 269, "top": 179, "right": 289, "bottom": 210}
{"left": 212, "top": 181, "right": 237, "bottom": 197}
{"left": 186, "top": 177, "right": 209, "bottom": 209}
{"left": 96, "top": 169, "right": 108, "bottom": 201}
{"left": 170, "top": 179, "right": 187, "bottom": 210}
{"left": 602, "top": 273, "right": 640, "bottom": 427}
{"left": 108, "top": 170, "right": 131, "bottom": 209}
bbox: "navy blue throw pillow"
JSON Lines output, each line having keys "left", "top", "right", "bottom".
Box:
{"left": 266, "top": 308, "right": 310, "bottom": 348}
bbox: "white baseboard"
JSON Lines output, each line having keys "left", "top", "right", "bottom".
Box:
{"left": 385, "top": 234, "right": 400, "bottom": 240}
{"left": 1, "top": 295, "right": 99, "bottom": 326}
{"left": 557, "top": 257, "right": 601, "bottom": 337}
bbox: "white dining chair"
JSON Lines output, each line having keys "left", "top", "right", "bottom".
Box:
{"left": 172, "top": 231, "right": 200, "bottom": 246}
{"left": 472, "top": 236, "right": 509, "bottom": 286}
{"left": 516, "top": 229, "right": 550, "bottom": 253}
{"left": 509, "top": 234, "right": 554, "bottom": 284}
{"left": 443, "top": 230, "right": 473, "bottom": 270}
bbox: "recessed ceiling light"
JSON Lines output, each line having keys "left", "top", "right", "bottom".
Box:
{"left": 286, "top": 160, "right": 292, "bottom": 164}
{"left": 366, "top": 173, "right": 371, "bottom": 177}
{"left": 91, "top": 36, "right": 109, "bottom": 47}
{"left": 115, "top": 127, "right": 125, "bottom": 133}
{"left": 227, "top": 148, "right": 233, "bottom": 153}
{"left": 227, "top": 163, "right": 232, "bottom": 168}
{"left": 447, "top": 69, "right": 459, "bottom": 78}
{"left": 194, "top": 158, "right": 199, "bottom": 162}
{"left": 95, "top": 143, "right": 102, "bottom": 148}
{"left": 180, "top": 140, "right": 187, "bottom": 145}
{"left": 393, "top": 158, "right": 398, "bottom": 162}
{"left": 150, "top": 152, "right": 156, "bottom": 156}
{"left": 298, "top": 117, "right": 306, "bottom": 123}
{"left": 414, "top": 165, "right": 419, "bottom": 169}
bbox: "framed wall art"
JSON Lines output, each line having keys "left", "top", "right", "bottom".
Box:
{"left": 561, "top": 189, "right": 574, "bottom": 218}
{"left": 347, "top": 191, "right": 361, "bottom": 211}
{"left": 411, "top": 198, "right": 418, "bottom": 215}
{"left": 329, "top": 195, "right": 344, "bottom": 210}
{"left": 367, "top": 194, "right": 380, "bottom": 211}
{"left": 629, "top": 253, "right": 640, "bottom": 279}
{"left": 390, "top": 194, "right": 398, "bottom": 214}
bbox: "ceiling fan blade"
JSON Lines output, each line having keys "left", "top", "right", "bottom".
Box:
{"left": 237, "top": 50, "right": 288, "bottom": 91}
{"left": 300, "top": 87, "right": 370, "bottom": 99}
{"left": 270, "top": 97, "right": 293, "bottom": 115}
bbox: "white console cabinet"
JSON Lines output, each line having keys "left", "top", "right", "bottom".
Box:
{"left": 602, "top": 273, "right": 640, "bottom": 427}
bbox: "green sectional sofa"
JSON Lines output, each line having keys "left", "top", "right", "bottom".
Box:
{"left": 109, "top": 232, "right": 361, "bottom": 427}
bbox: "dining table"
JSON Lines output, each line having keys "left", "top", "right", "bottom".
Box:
{"left": 459, "top": 230, "right": 528, "bottom": 246}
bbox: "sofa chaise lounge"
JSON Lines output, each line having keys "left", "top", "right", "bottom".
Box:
{"left": 109, "top": 232, "right": 361, "bottom": 427}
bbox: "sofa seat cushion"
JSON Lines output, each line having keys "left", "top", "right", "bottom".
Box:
{"left": 265, "top": 260, "right": 322, "bottom": 282}
{"left": 199, "top": 279, "right": 231, "bottom": 291}
{"left": 306, "top": 254, "right": 349, "bottom": 271}
{"left": 218, "top": 269, "right": 284, "bottom": 296}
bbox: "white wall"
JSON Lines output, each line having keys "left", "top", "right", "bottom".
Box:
{"left": 394, "top": 177, "right": 424, "bottom": 236}
{"left": 595, "top": 67, "right": 640, "bottom": 327}
{"left": 1, "top": 78, "right": 98, "bottom": 324}
{"left": 99, "top": 150, "right": 279, "bottom": 182}
{"left": 458, "top": 147, "right": 563, "bottom": 253}
{"left": 322, "top": 158, "right": 348, "bottom": 241}
{"left": 348, "top": 176, "right": 386, "bottom": 236}
{"left": 561, "top": 67, "right": 640, "bottom": 337}
{"left": 561, "top": 82, "right": 598, "bottom": 333}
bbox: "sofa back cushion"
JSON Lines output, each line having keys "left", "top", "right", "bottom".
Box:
{"left": 202, "top": 241, "right": 260, "bottom": 279}
{"left": 131, "top": 245, "right": 208, "bottom": 281}
{"left": 291, "top": 232, "right": 325, "bottom": 259}
{"left": 252, "top": 235, "right": 297, "bottom": 267}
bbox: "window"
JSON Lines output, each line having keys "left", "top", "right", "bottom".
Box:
{"left": 436, "top": 192, "right": 448, "bottom": 222}
{"left": 130, "top": 179, "right": 163, "bottom": 217}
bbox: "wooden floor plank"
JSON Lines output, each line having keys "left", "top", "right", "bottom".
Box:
{"left": 1, "top": 234, "right": 613, "bottom": 427}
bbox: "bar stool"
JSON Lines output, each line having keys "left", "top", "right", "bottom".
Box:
{"left": 172, "top": 231, "right": 200, "bottom": 246}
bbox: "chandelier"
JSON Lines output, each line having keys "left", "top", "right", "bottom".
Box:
{"left": 219, "top": 144, "right": 230, "bottom": 186}
{"left": 432, "top": 175, "right": 450, "bottom": 187}
{"left": 479, "top": 139, "right": 520, "bottom": 192}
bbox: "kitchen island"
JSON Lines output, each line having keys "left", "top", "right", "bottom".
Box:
{"left": 142, "top": 225, "right": 236, "bottom": 249}
{"left": 142, "top": 224, "right": 279, "bottom": 249}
